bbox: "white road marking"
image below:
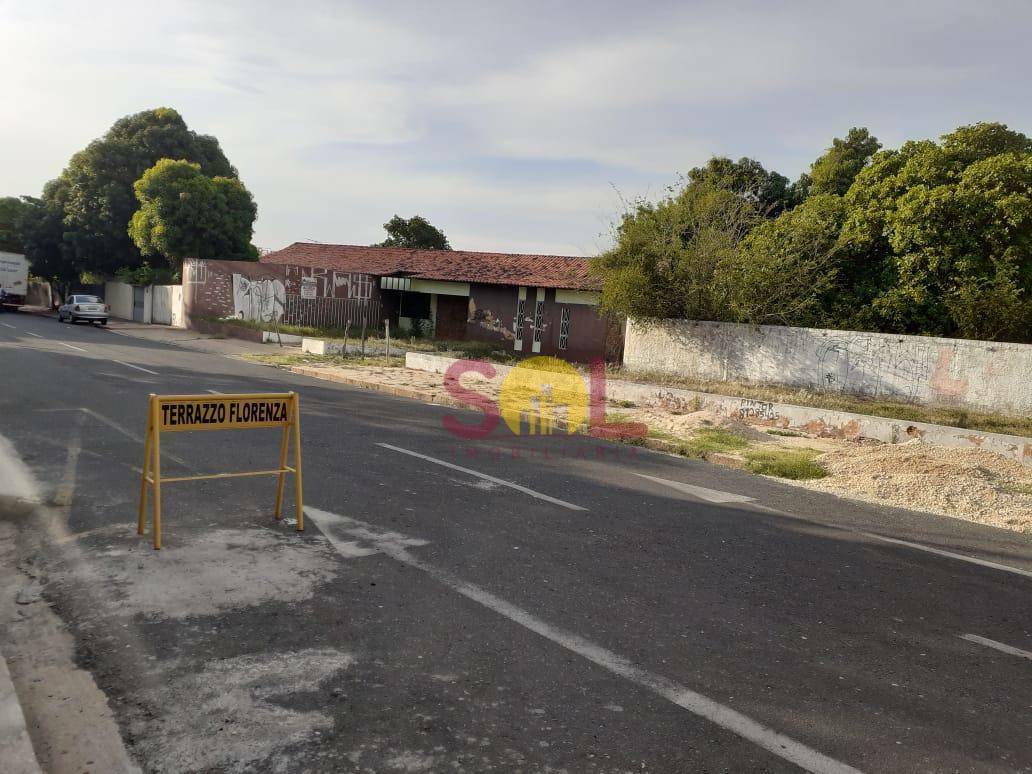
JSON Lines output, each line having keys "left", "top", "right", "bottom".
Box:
{"left": 59, "top": 341, "right": 87, "bottom": 352}
{"left": 205, "top": 389, "right": 223, "bottom": 394}
{"left": 25, "top": 331, "right": 43, "bottom": 338}
{"left": 377, "top": 442, "right": 588, "bottom": 512}
{"left": 35, "top": 407, "right": 189, "bottom": 468}
{"left": 959, "top": 634, "right": 1032, "bottom": 661}
{"left": 113, "top": 360, "right": 159, "bottom": 375}
{"left": 1, "top": 322, "right": 16, "bottom": 329}
{"left": 307, "top": 506, "right": 862, "bottom": 774}
{"left": 633, "top": 472, "right": 756, "bottom": 504}
{"left": 860, "top": 532, "right": 1032, "bottom": 580}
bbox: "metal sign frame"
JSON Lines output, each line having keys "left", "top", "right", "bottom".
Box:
{"left": 138, "top": 392, "right": 304, "bottom": 549}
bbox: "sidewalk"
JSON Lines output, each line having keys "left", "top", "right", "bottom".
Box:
{"left": 0, "top": 644, "right": 41, "bottom": 774}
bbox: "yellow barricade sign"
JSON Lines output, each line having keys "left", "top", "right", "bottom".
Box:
{"left": 138, "top": 392, "right": 304, "bottom": 550}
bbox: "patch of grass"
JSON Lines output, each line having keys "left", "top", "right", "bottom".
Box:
{"left": 241, "top": 353, "right": 320, "bottom": 366}
{"left": 1003, "top": 482, "right": 1032, "bottom": 496}
{"left": 208, "top": 316, "right": 386, "bottom": 342}
{"left": 765, "top": 429, "right": 804, "bottom": 437}
{"left": 646, "top": 427, "right": 680, "bottom": 443}
{"left": 611, "top": 399, "right": 637, "bottom": 408}
{"left": 675, "top": 427, "right": 751, "bottom": 458}
{"left": 608, "top": 365, "right": 1031, "bottom": 437}
{"left": 743, "top": 448, "right": 828, "bottom": 480}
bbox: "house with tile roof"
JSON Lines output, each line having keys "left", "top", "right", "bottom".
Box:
{"left": 253, "top": 242, "right": 618, "bottom": 362}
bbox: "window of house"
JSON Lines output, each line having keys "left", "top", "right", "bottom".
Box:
{"left": 558, "top": 307, "right": 571, "bottom": 349}
{"left": 532, "top": 298, "right": 545, "bottom": 343}
{"left": 514, "top": 298, "right": 526, "bottom": 341}
{"left": 352, "top": 274, "right": 372, "bottom": 300}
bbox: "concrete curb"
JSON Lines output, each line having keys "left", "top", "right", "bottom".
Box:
{"left": 406, "top": 352, "right": 1032, "bottom": 466}
{"left": 0, "top": 645, "right": 42, "bottom": 774}
{"left": 283, "top": 365, "right": 746, "bottom": 467}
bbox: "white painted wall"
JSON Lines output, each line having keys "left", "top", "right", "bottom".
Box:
{"left": 151, "top": 284, "right": 185, "bottom": 327}
{"left": 104, "top": 281, "right": 134, "bottom": 320}
{"left": 623, "top": 319, "right": 1032, "bottom": 415}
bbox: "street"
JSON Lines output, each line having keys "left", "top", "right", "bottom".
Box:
{"left": 1, "top": 310, "right": 1031, "bottom": 774}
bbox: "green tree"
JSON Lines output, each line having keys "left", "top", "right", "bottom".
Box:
{"left": 686, "top": 156, "right": 792, "bottom": 216}
{"left": 842, "top": 122, "right": 1032, "bottom": 340}
{"left": 808, "top": 127, "right": 881, "bottom": 196}
{"left": 128, "top": 159, "right": 257, "bottom": 269}
{"left": 20, "top": 181, "right": 80, "bottom": 301}
{"left": 729, "top": 194, "right": 849, "bottom": 326}
{"left": 0, "top": 196, "right": 28, "bottom": 252}
{"left": 375, "top": 215, "right": 451, "bottom": 249}
{"left": 57, "top": 108, "right": 237, "bottom": 275}
{"left": 592, "top": 182, "right": 759, "bottom": 320}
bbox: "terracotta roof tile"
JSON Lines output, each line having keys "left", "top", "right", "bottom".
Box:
{"left": 260, "top": 243, "right": 600, "bottom": 291}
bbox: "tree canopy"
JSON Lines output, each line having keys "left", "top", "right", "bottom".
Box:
{"left": 22, "top": 108, "right": 242, "bottom": 279}
{"left": 0, "top": 197, "right": 28, "bottom": 252}
{"left": 594, "top": 122, "right": 1032, "bottom": 343}
{"left": 128, "top": 159, "right": 258, "bottom": 268}
{"left": 807, "top": 127, "right": 881, "bottom": 197}
{"left": 686, "top": 157, "right": 792, "bottom": 216}
{"left": 375, "top": 215, "right": 451, "bottom": 249}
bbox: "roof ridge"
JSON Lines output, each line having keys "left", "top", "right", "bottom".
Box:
{"left": 280, "top": 241, "right": 588, "bottom": 260}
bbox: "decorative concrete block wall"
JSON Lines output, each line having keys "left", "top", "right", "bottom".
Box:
{"left": 623, "top": 320, "right": 1032, "bottom": 415}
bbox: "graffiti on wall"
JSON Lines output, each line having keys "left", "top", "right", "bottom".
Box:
{"left": 232, "top": 274, "right": 285, "bottom": 322}
{"left": 284, "top": 266, "right": 373, "bottom": 299}
{"left": 813, "top": 334, "right": 933, "bottom": 403}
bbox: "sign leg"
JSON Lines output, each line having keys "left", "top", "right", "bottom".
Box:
{"left": 274, "top": 421, "right": 290, "bottom": 520}
{"left": 151, "top": 399, "right": 163, "bottom": 550}
{"left": 138, "top": 411, "right": 153, "bottom": 535}
{"left": 291, "top": 393, "right": 304, "bottom": 532}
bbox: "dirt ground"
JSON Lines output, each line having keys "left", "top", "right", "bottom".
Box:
{"left": 269, "top": 359, "right": 1032, "bottom": 535}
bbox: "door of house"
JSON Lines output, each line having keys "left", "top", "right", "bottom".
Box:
{"left": 435, "top": 295, "right": 468, "bottom": 340}
{"left": 132, "top": 286, "right": 146, "bottom": 322}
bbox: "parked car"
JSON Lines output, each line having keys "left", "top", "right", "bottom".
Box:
{"left": 58, "top": 295, "right": 110, "bottom": 325}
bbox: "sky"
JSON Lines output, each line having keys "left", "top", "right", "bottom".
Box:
{"left": 2, "top": 0, "right": 1031, "bottom": 257}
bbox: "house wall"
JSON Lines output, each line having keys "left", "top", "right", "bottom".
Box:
{"left": 464, "top": 283, "right": 610, "bottom": 363}
{"left": 183, "top": 259, "right": 287, "bottom": 323}
{"left": 624, "top": 318, "right": 1032, "bottom": 414}
{"left": 183, "top": 259, "right": 384, "bottom": 329}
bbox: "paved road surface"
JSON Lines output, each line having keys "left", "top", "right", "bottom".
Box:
{"left": 1, "top": 310, "right": 1030, "bottom": 773}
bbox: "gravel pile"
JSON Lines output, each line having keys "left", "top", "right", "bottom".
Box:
{"left": 804, "top": 441, "right": 1032, "bottom": 533}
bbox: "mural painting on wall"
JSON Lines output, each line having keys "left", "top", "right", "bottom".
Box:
{"left": 232, "top": 274, "right": 285, "bottom": 322}
{"left": 468, "top": 299, "right": 514, "bottom": 341}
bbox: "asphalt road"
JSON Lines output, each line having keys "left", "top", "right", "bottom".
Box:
{"left": 1, "top": 310, "right": 1030, "bottom": 773}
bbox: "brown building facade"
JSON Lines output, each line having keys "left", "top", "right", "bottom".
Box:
{"left": 183, "top": 243, "right": 620, "bottom": 363}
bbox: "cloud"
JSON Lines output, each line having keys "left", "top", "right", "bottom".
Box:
{"left": 1, "top": 0, "right": 1030, "bottom": 254}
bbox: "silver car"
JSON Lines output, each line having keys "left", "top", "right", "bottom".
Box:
{"left": 58, "top": 294, "right": 109, "bottom": 325}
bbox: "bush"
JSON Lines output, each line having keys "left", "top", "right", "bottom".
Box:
{"left": 743, "top": 449, "right": 828, "bottom": 479}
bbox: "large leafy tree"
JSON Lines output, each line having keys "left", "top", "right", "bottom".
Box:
{"left": 593, "top": 182, "right": 759, "bottom": 320}
{"left": 730, "top": 194, "right": 849, "bottom": 326}
{"left": 807, "top": 127, "right": 881, "bottom": 197}
{"left": 842, "top": 122, "right": 1032, "bottom": 340}
{"left": 128, "top": 159, "right": 257, "bottom": 268}
{"left": 686, "top": 156, "right": 792, "bottom": 216}
{"left": 48, "top": 108, "right": 237, "bottom": 275}
{"left": 0, "top": 196, "right": 28, "bottom": 252}
{"left": 20, "top": 180, "right": 80, "bottom": 300}
{"left": 375, "top": 215, "right": 451, "bottom": 249}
